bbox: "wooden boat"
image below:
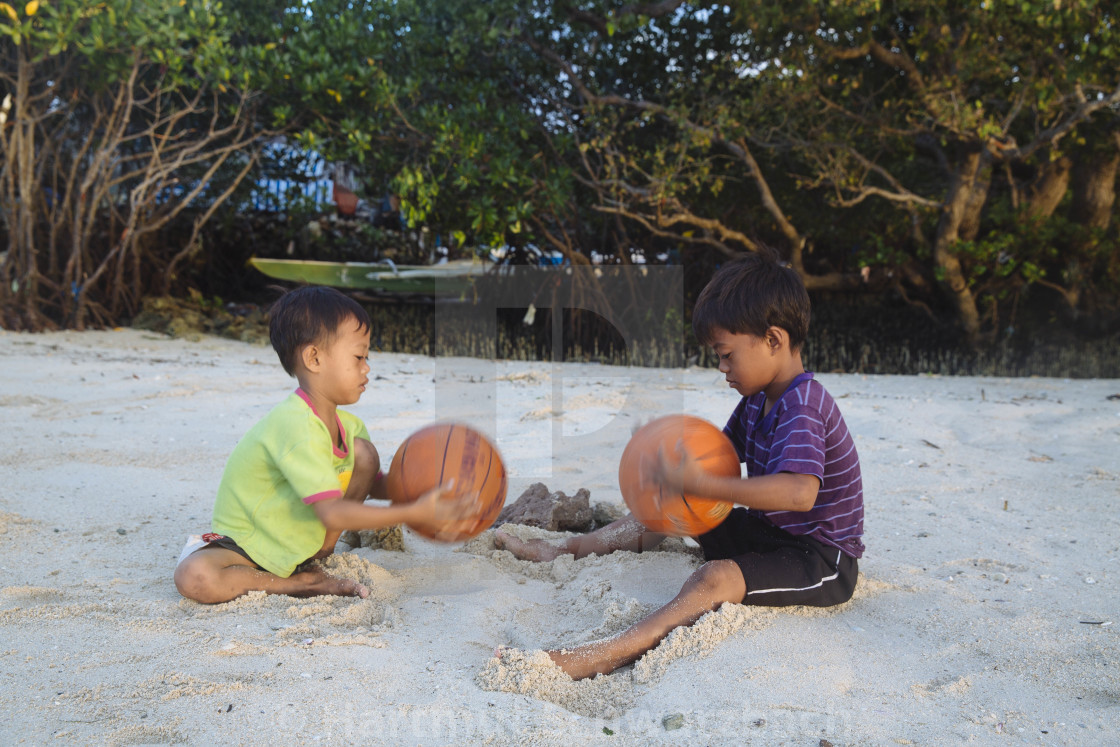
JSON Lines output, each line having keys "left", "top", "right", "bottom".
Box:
{"left": 248, "top": 257, "right": 491, "bottom": 296}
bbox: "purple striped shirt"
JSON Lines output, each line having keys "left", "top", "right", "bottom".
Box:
{"left": 723, "top": 372, "right": 865, "bottom": 558}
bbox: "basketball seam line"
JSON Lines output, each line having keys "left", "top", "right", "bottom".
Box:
{"left": 438, "top": 427, "right": 452, "bottom": 488}
{"left": 481, "top": 445, "right": 493, "bottom": 496}
{"left": 397, "top": 438, "right": 410, "bottom": 496}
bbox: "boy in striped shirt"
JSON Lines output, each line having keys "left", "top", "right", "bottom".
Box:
{"left": 494, "top": 251, "right": 863, "bottom": 679}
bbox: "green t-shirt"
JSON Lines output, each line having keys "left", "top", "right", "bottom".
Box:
{"left": 211, "top": 390, "right": 370, "bottom": 577}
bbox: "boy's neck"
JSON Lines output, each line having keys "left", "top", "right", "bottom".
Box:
{"left": 763, "top": 354, "right": 806, "bottom": 414}
{"left": 296, "top": 382, "right": 340, "bottom": 444}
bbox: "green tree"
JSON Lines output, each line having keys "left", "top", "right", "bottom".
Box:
{"left": 0, "top": 0, "right": 268, "bottom": 330}
{"left": 461, "top": 0, "right": 1120, "bottom": 342}
{"left": 239, "top": 0, "right": 574, "bottom": 254}
{"left": 6, "top": 0, "right": 1116, "bottom": 344}
{"left": 740, "top": 0, "right": 1120, "bottom": 341}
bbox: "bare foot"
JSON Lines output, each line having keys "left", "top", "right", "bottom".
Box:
{"left": 493, "top": 529, "right": 567, "bottom": 562}
{"left": 489, "top": 644, "right": 613, "bottom": 681}
{"left": 547, "top": 646, "right": 615, "bottom": 681}
{"left": 287, "top": 564, "right": 369, "bottom": 598}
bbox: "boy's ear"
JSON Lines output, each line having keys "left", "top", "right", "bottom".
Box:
{"left": 765, "top": 326, "right": 786, "bottom": 351}
{"left": 300, "top": 343, "right": 321, "bottom": 373}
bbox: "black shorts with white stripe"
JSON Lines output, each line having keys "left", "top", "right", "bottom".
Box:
{"left": 696, "top": 507, "right": 858, "bottom": 607}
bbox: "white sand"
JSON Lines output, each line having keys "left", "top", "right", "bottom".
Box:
{"left": 0, "top": 328, "right": 1117, "bottom": 745}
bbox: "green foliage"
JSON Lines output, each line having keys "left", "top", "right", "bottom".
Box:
{"left": 0, "top": 0, "right": 267, "bottom": 329}
{"left": 4, "top": 0, "right": 1117, "bottom": 342}
{"left": 229, "top": 0, "right": 568, "bottom": 248}
{"left": 2, "top": 0, "right": 241, "bottom": 87}
{"left": 726, "top": 0, "right": 1119, "bottom": 338}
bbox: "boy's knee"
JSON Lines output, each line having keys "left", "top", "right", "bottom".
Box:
{"left": 173, "top": 561, "right": 199, "bottom": 600}
{"left": 345, "top": 438, "right": 381, "bottom": 502}
{"left": 354, "top": 437, "right": 380, "bottom": 475}
{"left": 174, "top": 554, "right": 216, "bottom": 603}
{"left": 691, "top": 559, "right": 745, "bottom": 600}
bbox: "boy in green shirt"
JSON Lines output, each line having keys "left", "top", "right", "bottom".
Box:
{"left": 175, "top": 286, "right": 476, "bottom": 603}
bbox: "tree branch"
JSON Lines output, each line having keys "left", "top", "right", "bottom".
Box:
{"left": 561, "top": 0, "right": 686, "bottom": 35}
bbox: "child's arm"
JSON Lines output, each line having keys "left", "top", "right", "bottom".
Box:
{"left": 312, "top": 483, "right": 479, "bottom": 532}
{"left": 654, "top": 444, "right": 818, "bottom": 513}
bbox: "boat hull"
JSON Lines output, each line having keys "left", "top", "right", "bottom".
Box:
{"left": 248, "top": 257, "right": 487, "bottom": 295}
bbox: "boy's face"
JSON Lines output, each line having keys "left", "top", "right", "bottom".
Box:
{"left": 708, "top": 326, "right": 779, "bottom": 398}
{"left": 316, "top": 317, "right": 371, "bottom": 406}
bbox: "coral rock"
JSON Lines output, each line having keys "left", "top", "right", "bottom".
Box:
{"left": 495, "top": 483, "right": 594, "bottom": 532}
{"left": 340, "top": 525, "right": 404, "bottom": 552}
{"left": 592, "top": 501, "right": 626, "bottom": 527}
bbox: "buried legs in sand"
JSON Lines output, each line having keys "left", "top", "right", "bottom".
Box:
{"left": 493, "top": 516, "right": 746, "bottom": 680}
{"left": 174, "top": 441, "right": 381, "bottom": 604}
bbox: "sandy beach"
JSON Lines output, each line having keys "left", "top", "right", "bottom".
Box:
{"left": 0, "top": 328, "right": 1117, "bottom": 745}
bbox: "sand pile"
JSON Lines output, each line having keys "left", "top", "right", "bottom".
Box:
{"left": 1, "top": 329, "right": 1117, "bottom": 745}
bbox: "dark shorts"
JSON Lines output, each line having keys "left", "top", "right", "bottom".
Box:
{"left": 201, "top": 534, "right": 259, "bottom": 566}
{"left": 695, "top": 508, "right": 858, "bottom": 607}
{"left": 196, "top": 533, "right": 320, "bottom": 574}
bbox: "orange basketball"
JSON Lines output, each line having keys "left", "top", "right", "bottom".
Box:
{"left": 618, "top": 415, "right": 739, "bottom": 536}
{"left": 385, "top": 422, "right": 507, "bottom": 542}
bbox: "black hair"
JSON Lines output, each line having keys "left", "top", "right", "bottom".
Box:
{"left": 692, "top": 249, "right": 810, "bottom": 349}
{"left": 268, "top": 286, "right": 372, "bottom": 376}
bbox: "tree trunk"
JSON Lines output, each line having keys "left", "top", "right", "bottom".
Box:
{"left": 932, "top": 148, "right": 987, "bottom": 345}
{"left": 11, "top": 49, "right": 49, "bottom": 329}
{"left": 1069, "top": 147, "right": 1119, "bottom": 230}
{"left": 1025, "top": 155, "right": 1072, "bottom": 218}
{"left": 958, "top": 163, "right": 992, "bottom": 241}
{"left": 1054, "top": 139, "right": 1120, "bottom": 316}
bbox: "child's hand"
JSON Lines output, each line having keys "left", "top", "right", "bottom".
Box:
{"left": 410, "top": 482, "right": 482, "bottom": 541}
{"left": 652, "top": 439, "right": 703, "bottom": 495}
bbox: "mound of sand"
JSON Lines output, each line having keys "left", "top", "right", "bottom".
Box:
{"left": 1, "top": 329, "right": 1117, "bottom": 744}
